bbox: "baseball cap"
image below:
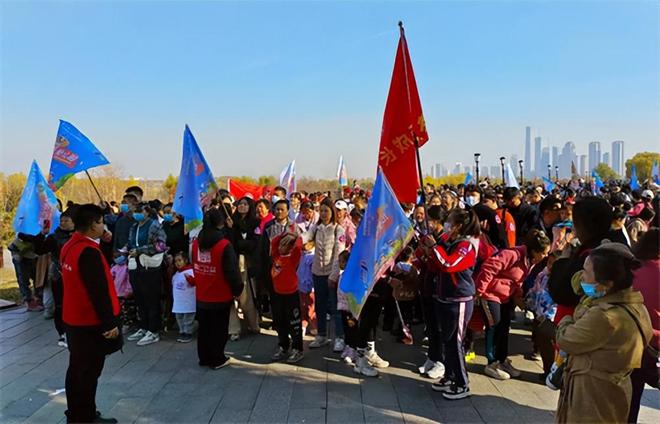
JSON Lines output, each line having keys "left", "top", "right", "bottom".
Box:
{"left": 641, "top": 190, "right": 654, "bottom": 200}
{"left": 334, "top": 200, "right": 349, "bottom": 210}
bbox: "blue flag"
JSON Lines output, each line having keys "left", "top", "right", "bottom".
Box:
{"left": 652, "top": 161, "right": 659, "bottom": 185}
{"left": 542, "top": 177, "right": 556, "bottom": 192}
{"left": 339, "top": 169, "right": 415, "bottom": 317}
{"left": 172, "top": 125, "right": 219, "bottom": 233}
{"left": 337, "top": 155, "right": 348, "bottom": 186}
{"left": 14, "top": 161, "right": 61, "bottom": 236}
{"left": 592, "top": 170, "right": 604, "bottom": 189}
{"left": 630, "top": 165, "right": 640, "bottom": 190}
{"left": 463, "top": 170, "right": 473, "bottom": 186}
{"left": 48, "top": 120, "right": 109, "bottom": 190}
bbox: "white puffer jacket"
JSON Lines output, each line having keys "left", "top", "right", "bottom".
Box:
{"left": 304, "top": 223, "right": 346, "bottom": 278}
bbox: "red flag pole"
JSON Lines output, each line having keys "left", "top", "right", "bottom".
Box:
{"left": 398, "top": 21, "right": 429, "bottom": 231}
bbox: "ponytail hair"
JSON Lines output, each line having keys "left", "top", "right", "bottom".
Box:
{"left": 448, "top": 209, "right": 481, "bottom": 238}
{"left": 524, "top": 229, "right": 551, "bottom": 254}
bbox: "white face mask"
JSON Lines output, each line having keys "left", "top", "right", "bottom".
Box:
{"left": 465, "top": 196, "right": 479, "bottom": 207}
{"left": 271, "top": 195, "right": 281, "bottom": 204}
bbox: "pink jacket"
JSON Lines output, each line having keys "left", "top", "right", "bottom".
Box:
{"left": 474, "top": 246, "right": 530, "bottom": 304}
{"left": 633, "top": 259, "right": 660, "bottom": 349}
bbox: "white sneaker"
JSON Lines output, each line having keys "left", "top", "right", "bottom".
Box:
{"left": 365, "top": 350, "right": 389, "bottom": 368}
{"left": 500, "top": 358, "right": 522, "bottom": 378}
{"left": 426, "top": 362, "right": 445, "bottom": 379}
{"left": 309, "top": 336, "right": 329, "bottom": 349}
{"left": 333, "top": 337, "right": 346, "bottom": 353}
{"left": 484, "top": 362, "right": 511, "bottom": 380}
{"left": 354, "top": 356, "right": 379, "bottom": 377}
{"left": 127, "top": 328, "right": 147, "bottom": 341}
{"left": 418, "top": 358, "right": 435, "bottom": 375}
{"left": 136, "top": 331, "right": 160, "bottom": 346}
{"left": 57, "top": 336, "right": 68, "bottom": 349}
{"left": 271, "top": 346, "right": 289, "bottom": 361}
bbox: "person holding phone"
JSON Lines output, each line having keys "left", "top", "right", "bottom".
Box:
{"left": 60, "top": 204, "right": 122, "bottom": 424}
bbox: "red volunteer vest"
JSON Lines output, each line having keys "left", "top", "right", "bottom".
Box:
{"left": 192, "top": 238, "right": 232, "bottom": 303}
{"left": 61, "top": 232, "right": 120, "bottom": 326}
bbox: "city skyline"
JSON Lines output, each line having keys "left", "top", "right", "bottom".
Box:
{"left": 428, "top": 126, "right": 633, "bottom": 180}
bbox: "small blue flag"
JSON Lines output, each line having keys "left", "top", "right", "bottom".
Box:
{"left": 48, "top": 120, "right": 109, "bottom": 190}
{"left": 592, "top": 170, "right": 604, "bottom": 189}
{"left": 172, "top": 125, "right": 219, "bottom": 233}
{"left": 339, "top": 168, "right": 415, "bottom": 317}
{"left": 463, "top": 170, "right": 473, "bottom": 186}
{"left": 542, "top": 177, "right": 556, "bottom": 192}
{"left": 280, "top": 160, "right": 296, "bottom": 194}
{"left": 652, "top": 161, "right": 659, "bottom": 185}
{"left": 14, "top": 161, "right": 61, "bottom": 236}
{"left": 630, "top": 165, "right": 640, "bottom": 191}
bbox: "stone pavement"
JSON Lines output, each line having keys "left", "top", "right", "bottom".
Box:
{"left": 0, "top": 307, "right": 658, "bottom": 424}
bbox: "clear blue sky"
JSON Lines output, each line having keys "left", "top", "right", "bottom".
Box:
{"left": 1, "top": 0, "right": 658, "bottom": 180}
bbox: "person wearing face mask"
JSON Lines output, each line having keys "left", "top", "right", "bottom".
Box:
{"left": 113, "top": 193, "right": 139, "bottom": 257}
{"left": 125, "top": 203, "right": 167, "bottom": 347}
{"left": 60, "top": 204, "right": 122, "bottom": 424}
{"left": 463, "top": 185, "right": 481, "bottom": 209}
{"left": 419, "top": 208, "right": 481, "bottom": 400}
{"left": 270, "top": 186, "right": 287, "bottom": 207}
{"left": 474, "top": 229, "right": 551, "bottom": 380}
{"left": 162, "top": 203, "right": 189, "bottom": 257}
{"left": 554, "top": 242, "right": 652, "bottom": 424}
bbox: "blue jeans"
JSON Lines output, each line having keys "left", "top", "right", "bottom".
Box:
{"left": 312, "top": 274, "right": 344, "bottom": 338}
{"left": 14, "top": 257, "right": 36, "bottom": 302}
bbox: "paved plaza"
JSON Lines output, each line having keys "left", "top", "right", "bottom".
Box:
{"left": 1, "top": 306, "right": 658, "bottom": 423}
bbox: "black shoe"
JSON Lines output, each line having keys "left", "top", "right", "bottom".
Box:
{"left": 431, "top": 377, "right": 453, "bottom": 393}
{"left": 441, "top": 384, "right": 471, "bottom": 400}
{"left": 211, "top": 356, "right": 231, "bottom": 370}
{"left": 94, "top": 411, "right": 118, "bottom": 423}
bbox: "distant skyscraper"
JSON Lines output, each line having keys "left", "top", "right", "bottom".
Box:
{"left": 480, "top": 166, "right": 490, "bottom": 178}
{"left": 511, "top": 154, "right": 519, "bottom": 171}
{"left": 453, "top": 162, "right": 462, "bottom": 175}
{"left": 602, "top": 152, "right": 610, "bottom": 168}
{"left": 612, "top": 140, "right": 624, "bottom": 176}
{"left": 559, "top": 142, "right": 578, "bottom": 178}
{"left": 490, "top": 166, "right": 500, "bottom": 180}
{"left": 541, "top": 147, "right": 550, "bottom": 177}
{"left": 552, "top": 146, "right": 559, "bottom": 168}
{"left": 588, "top": 142, "right": 601, "bottom": 172}
{"left": 524, "top": 126, "right": 532, "bottom": 177}
{"left": 579, "top": 155, "right": 587, "bottom": 176}
{"left": 534, "top": 137, "right": 542, "bottom": 177}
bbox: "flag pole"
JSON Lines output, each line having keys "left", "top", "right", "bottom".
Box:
{"left": 84, "top": 170, "right": 104, "bottom": 203}
{"left": 399, "top": 21, "right": 430, "bottom": 233}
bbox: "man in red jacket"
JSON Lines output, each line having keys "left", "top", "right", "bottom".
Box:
{"left": 61, "top": 204, "right": 122, "bottom": 424}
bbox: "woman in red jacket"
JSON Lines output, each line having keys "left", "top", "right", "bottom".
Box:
{"left": 192, "top": 208, "right": 243, "bottom": 370}
{"left": 474, "top": 229, "right": 550, "bottom": 380}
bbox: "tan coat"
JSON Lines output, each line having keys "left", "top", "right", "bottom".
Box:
{"left": 555, "top": 288, "right": 653, "bottom": 423}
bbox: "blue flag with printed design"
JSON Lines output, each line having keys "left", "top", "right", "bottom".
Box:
{"left": 464, "top": 170, "right": 473, "bottom": 186}
{"left": 48, "top": 120, "right": 109, "bottom": 190}
{"left": 542, "top": 177, "right": 556, "bottom": 192}
{"left": 652, "top": 161, "right": 659, "bottom": 185}
{"left": 14, "top": 161, "right": 61, "bottom": 235}
{"left": 172, "top": 125, "right": 219, "bottom": 233}
{"left": 630, "top": 165, "right": 640, "bottom": 190}
{"left": 339, "top": 168, "right": 415, "bottom": 317}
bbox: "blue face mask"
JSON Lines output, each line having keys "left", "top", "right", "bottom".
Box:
{"left": 114, "top": 256, "right": 127, "bottom": 265}
{"left": 133, "top": 213, "right": 145, "bottom": 222}
{"left": 580, "top": 281, "right": 605, "bottom": 299}
{"left": 162, "top": 213, "right": 173, "bottom": 222}
{"left": 120, "top": 204, "right": 129, "bottom": 213}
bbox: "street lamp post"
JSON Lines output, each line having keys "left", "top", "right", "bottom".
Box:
{"left": 547, "top": 164, "right": 552, "bottom": 180}
{"left": 555, "top": 165, "right": 559, "bottom": 182}
{"left": 474, "top": 153, "right": 481, "bottom": 185}
{"left": 499, "top": 157, "right": 506, "bottom": 185}
{"left": 518, "top": 160, "right": 524, "bottom": 185}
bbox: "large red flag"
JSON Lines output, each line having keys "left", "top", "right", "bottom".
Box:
{"left": 228, "top": 178, "right": 270, "bottom": 200}
{"left": 377, "top": 23, "right": 429, "bottom": 203}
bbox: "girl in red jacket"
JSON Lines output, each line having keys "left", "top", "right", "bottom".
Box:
{"left": 474, "top": 229, "right": 550, "bottom": 380}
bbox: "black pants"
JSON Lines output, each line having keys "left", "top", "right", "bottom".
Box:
{"left": 65, "top": 330, "right": 107, "bottom": 423}
{"left": 197, "top": 304, "right": 231, "bottom": 367}
{"left": 129, "top": 268, "right": 162, "bottom": 333}
{"left": 480, "top": 299, "right": 513, "bottom": 364}
{"left": 424, "top": 295, "right": 442, "bottom": 362}
{"left": 341, "top": 311, "right": 360, "bottom": 348}
{"left": 381, "top": 284, "right": 396, "bottom": 330}
{"left": 271, "top": 291, "right": 303, "bottom": 351}
{"left": 629, "top": 349, "right": 659, "bottom": 423}
{"left": 532, "top": 318, "right": 556, "bottom": 375}
{"left": 52, "top": 276, "right": 65, "bottom": 336}
{"left": 435, "top": 298, "right": 474, "bottom": 387}
{"left": 356, "top": 294, "right": 383, "bottom": 349}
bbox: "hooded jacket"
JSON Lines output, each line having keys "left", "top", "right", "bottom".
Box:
{"left": 474, "top": 246, "right": 530, "bottom": 304}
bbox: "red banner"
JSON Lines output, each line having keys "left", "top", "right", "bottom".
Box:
{"left": 377, "top": 24, "right": 429, "bottom": 203}
{"left": 228, "top": 179, "right": 270, "bottom": 200}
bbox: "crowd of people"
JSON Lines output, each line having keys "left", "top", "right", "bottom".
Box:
{"left": 8, "top": 177, "right": 659, "bottom": 423}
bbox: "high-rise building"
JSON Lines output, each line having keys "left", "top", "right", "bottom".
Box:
{"left": 602, "top": 152, "right": 610, "bottom": 168}
{"left": 534, "top": 137, "right": 542, "bottom": 177}
{"left": 490, "top": 166, "right": 500, "bottom": 181}
{"left": 511, "top": 154, "right": 519, "bottom": 171}
{"left": 559, "top": 142, "right": 578, "bottom": 178}
{"left": 552, "top": 147, "right": 559, "bottom": 168}
{"left": 524, "top": 126, "right": 532, "bottom": 177}
{"left": 579, "top": 155, "right": 587, "bottom": 176}
{"left": 612, "top": 140, "right": 624, "bottom": 176}
{"left": 588, "top": 142, "right": 601, "bottom": 172}
{"left": 540, "top": 147, "right": 550, "bottom": 178}
{"left": 452, "top": 162, "right": 462, "bottom": 175}
{"left": 480, "top": 166, "right": 490, "bottom": 178}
